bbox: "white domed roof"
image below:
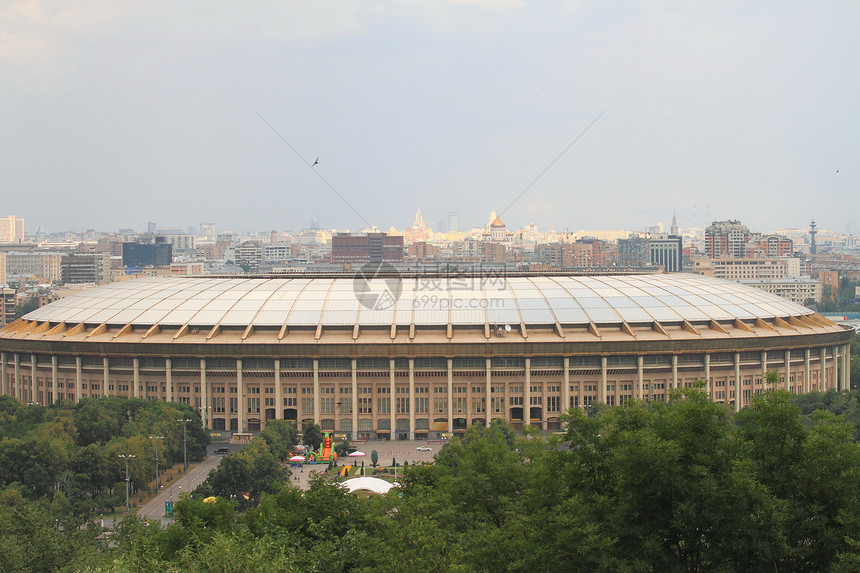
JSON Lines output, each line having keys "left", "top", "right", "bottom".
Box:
{"left": 21, "top": 273, "right": 816, "bottom": 330}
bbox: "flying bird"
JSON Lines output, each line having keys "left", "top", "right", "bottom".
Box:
{"left": 313, "top": 157, "right": 319, "bottom": 167}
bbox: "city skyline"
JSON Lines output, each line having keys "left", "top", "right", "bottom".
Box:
{"left": 8, "top": 211, "right": 850, "bottom": 241}
{"left": 2, "top": 2, "right": 858, "bottom": 234}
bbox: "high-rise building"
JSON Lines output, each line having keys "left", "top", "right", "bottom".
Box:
{"left": 199, "top": 223, "right": 216, "bottom": 238}
{"left": 649, "top": 235, "right": 683, "bottom": 272}
{"left": 617, "top": 235, "right": 649, "bottom": 267}
{"left": 235, "top": 242, "right": 264, "bottom": 272}
{"left": 705, "top": 220, "right": 750, "bottom": 258}
{"left": 0, "top": 287, "right": 16, "bottom": 326}
{"left": 61, "top": 253, "right": 109, "bottom": 284}
{"left": 331, "top": 233, "right": 403, "bottom": 264}
{"left": 0, "top": 216, "right": 24, "bottom": 244}
{"left": 122, "top": 243, "right": 173, "bottom": 268}
{"left": 745, "top": 235, "right": 794, "bottom": 257}
{"left": 3, "top": 252, "right": 62, "bottom": 282}
{"left": 534, "top": 243, "right": 566, "bottom": 267}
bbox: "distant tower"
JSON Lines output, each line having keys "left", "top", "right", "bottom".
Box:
{"left": 809, "top": 219, "right": 818, "bottom": 254}
{"left": 413, "top": 208, "right": 425, "bottom": 230}
{"left": 446, "top": 212, "right": 460, "bottom": 234}
{"left": 670, "top": 209, "right": 679, "bottom": 236}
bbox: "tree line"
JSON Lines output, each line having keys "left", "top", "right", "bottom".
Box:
{"left": 0, "top": 395, "right": 207, "bottom": 521}
{"left": 5, "top": 385, "right": 860, "bottom": 571}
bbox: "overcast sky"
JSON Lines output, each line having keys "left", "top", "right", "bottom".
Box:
{"left": 2, "top": 1, "right": 858, "bottom": 235}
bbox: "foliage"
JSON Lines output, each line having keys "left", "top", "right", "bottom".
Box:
{"left": 815, "top": 278, "right": 860, "bottom": 313}
{"left": 334, "top": 440, "right": 350, "bottom": 458}
{"left": 257, "top": 420, "right": 298, "bottom": 461}
{"left": 370, "top": 449, "right": 378, "bottom": 467}
{"left": 12, "top": 296, "right": 40, "bottom": 320}
{"left": 8, "top": 393, "right": 860, "bottom": 571}
{"left": 301, "top": 422, "right": 323, "bottom": 451}
{"left": 195, "top": 437, "right": 288, "bottom": 510}
{"left": 0, "top": 396, "right": 208, "bottom": 518}
{"left": 0, "top": 493, "right": 105, "bottom": 572}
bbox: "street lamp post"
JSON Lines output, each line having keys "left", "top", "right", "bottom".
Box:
{"left": 148, "top": 435, "right": 163, "bottom": 491}
{"left": 117, "top": 454, "right": 136, "bottom": 514}
{"left": 177, "top": 418, "right": 191, "bottom": 473}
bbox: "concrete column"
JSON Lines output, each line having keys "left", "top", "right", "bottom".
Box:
{"left": 351, "top": 359, "right": 358, "bottom": 440}
{"left": 600, "top": 356, "right": 607, "bottom": 404}
{"left": 761, "top": 351, "right": 768, "bottom": 390}
{"left": 164, "top": 358, "right": 171, "bottom": 403}
{"left": 833, "top": 346, "right": 839, "bottom": 391}
{"left": 563, "top": 357, "right": 571, "bottom": 413}
{"left": 704, "top": 353, "right": 711, "bottom": 397}
{"left": 447, "top": 358, "right": 453, "bottom": 435}
{"left": 200, "top": 359, "right": 208, "bottom": 429}
{"left": 821, "top": 347, "right": 827, "bottom": 391}
{"left": 525, "top": 358, "right": 532, "bottom": 425}
{"left": 804, "top": 348, "right": 811, "bottom": 394}
{"left": 672, "top": 355, "right": 678, "bottom": 392}
{"left": 332, "top": 376, "right": 339, "bottom": 432}
{"left": 51, "top": 355, "right": 58, "bottom": 404}
{"left": 784, "top": 350, "right": 791, "bottom": 392}
{"left": 133, "top": 357, "right": 140, "bottom": 399}
{"left": 409, "top": 358, "right": 420, "bottom": 440}
{"left": 842, "top": 346, "right": 848, "bottom": 391}
{"left": 846, "top": 345, "right": 853, "bottom": 391}
{"left": 313, "top": 359, "right": 320, "bottom": 425}
{"left": 389, "top": 359, "right": 396, "bottom": 439}
{"left": 13, "top": 353, "right": 19, "bottom": 401}
{"left": 1, "top": 352, "right": 6, "bottom": 396}
{"left": 637, "top": 355, "right": 644, "bottom": 400}
{"left": 75, "top": 356, "right": 82, "bottom": 402}
{"left": 486, "top": 358, "right": 492, "bottom": 427}
{"left": 237, "top": 359, "right": 244, "bottom": 434}
{"left": 31, "top": 355, "right": 37, "bottom": 404}
{"left": 274, "top": 359, "right": 282, "bottom": 420}
{"left": 734, "top": 352, "right": 741, "bottom": 412}
{"left": 103, "top": 357, "right": 109, "bottom": 398}
{"left": 833, "top": 346, "right": 839, "bottom": 390}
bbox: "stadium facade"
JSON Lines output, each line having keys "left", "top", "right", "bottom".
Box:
{"left": 0, "top": 274, "right": 854, "bottom": 440}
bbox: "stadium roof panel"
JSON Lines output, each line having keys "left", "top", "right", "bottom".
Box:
{"left": 22, "top": 274, "right": 818, "bottom": 330}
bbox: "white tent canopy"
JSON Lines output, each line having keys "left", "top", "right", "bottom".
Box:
{"left": 343, "top": 477, "right": 396, "bottom": 494}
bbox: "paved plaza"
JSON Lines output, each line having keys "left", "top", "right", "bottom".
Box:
{"left": 118, "top": 438, "right": 443, "bottom": 526}
{"left": 289, "top": 439, "right": 442, "bottom": 489}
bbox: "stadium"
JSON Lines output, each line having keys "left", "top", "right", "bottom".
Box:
{"left": 0, "top": 273, "right": 854, "bottom": 440}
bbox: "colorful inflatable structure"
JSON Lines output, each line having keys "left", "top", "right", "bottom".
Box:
{"left": 305, "top": 432, "right": 338, "bottom": 464}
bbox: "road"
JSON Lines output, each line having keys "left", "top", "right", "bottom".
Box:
{"left": 105, "top": 439, "right": 443, "bottom": 527}
{"left": 105, "top": 442, "right": 242, "bottom": 528}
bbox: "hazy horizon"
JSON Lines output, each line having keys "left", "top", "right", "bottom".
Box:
{"left": 2, "top": 1, "right": 858, "bottom": 235}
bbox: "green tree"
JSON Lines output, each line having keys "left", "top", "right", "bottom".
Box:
{"left": 196, "top": 439, "right": 287, "bottom": 509}
{"left": 738, "top": 390, "right": 860, "bottom": 571}
{"left": 257, "top": 419, "right": 298, "bottom": 461}
{"left": 302, "top": 422, "right": 323, "bottom": 451}
{"left": 370, "top": 450, "right": 378, "bottom": 467}
{"left": 765, "top": 368, "right": 781, "bottom": 389}
{"left": 12, "top": 296, "right": 39, "bottom": 320}
{"left": 173, "top": 495, "right": 237, "bottom": 547}
{"left": 334, "top": 440, "right": 350, "bottom": 458}
{"left": 74, "top": 399, "right": 121, "bottom": 446}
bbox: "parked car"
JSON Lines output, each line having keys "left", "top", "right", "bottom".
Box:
{"left": 214, "top": 448, "right": 231, "bottom": 455}
{"left": 416, "top": 446, "right": 432, "bottom": 452}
